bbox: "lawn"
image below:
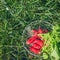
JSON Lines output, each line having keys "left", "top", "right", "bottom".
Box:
{"left": 0, "top": 0, "right": 60, "bottom": 60}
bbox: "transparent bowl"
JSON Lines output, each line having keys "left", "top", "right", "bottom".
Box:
{"left": 22, "top": 20, "right": 53, "bottom": 58}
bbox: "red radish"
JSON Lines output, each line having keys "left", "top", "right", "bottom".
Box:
{"left": 33, "top": 40, "right": 44, "bottom": 47}
{"left": 32, "top": 43, "right": 42, "bottom": 49}
{"left": 33, "top": 35, "right": 42, "bottom": 39}
{"left": 38, "top": 28, "right": 43, "bottom": 34}
{"left": 29, "top": 46, "right": 40, "bottom": 54}
{"left": 26, "top": 37, "right": 35, "bottom": 44}
{"left": 26, "top": 35, "right": 42, "bottom": 45}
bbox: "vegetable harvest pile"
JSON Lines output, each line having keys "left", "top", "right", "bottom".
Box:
{"left": 26, "top": 28, "right": 49, "bottom": 54}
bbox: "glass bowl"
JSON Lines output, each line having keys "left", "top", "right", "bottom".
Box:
{"left": 22, "top": 20, "right": 53, "bottom": 58}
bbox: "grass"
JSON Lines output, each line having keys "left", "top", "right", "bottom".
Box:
{"left": 0, "top": 0, "right": 60, "bottom": 60}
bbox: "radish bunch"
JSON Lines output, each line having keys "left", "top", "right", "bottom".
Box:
{"left": 26, "top": 28, "right": 48, "bottom": 54}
